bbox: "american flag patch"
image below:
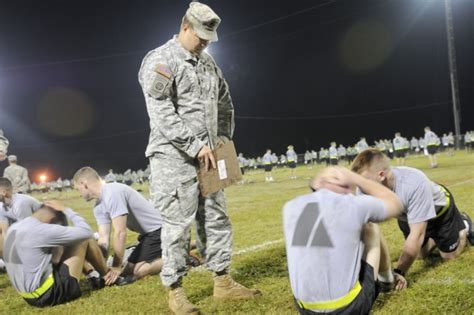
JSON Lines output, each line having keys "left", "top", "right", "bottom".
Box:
{"left": 155, "top": 64, "right": 172, "bottom": 79}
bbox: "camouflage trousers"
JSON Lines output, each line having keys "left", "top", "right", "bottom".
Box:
{"left": 149, "top": 155, "right": 233, "bottom": 287}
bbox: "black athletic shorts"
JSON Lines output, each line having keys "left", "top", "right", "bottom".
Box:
{"left": 128, "top": 228, "right": 162, "bottom": 264}
{"left": 25, "top": 263, "right": 81, "bottom": 307}
{"left": 394, "top": 150, "right": 405, "bottom": 158}
{"left": 397, "top": 188, "right": 465, "bottom": 253}
{"left": 264, "top": 164, "right": 273, "bottom": 172}
{"left": 427, "top": 145, "right": 438, "bottom": 155}
{"left": 329, "top": 159, "right": 338, "bottom": 165}
{"left": 288, "top": 161, "right": 297, "bottom": 169}
{"left": 294, "top": 260, "right": 378, "bottom": 315}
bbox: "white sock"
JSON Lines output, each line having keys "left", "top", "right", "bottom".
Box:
{"left": 86, "top": 270, "right": 100, "bottom": 279}
{"left": 463, "top": 220, "right": 470, "bottom": 234}
{"left": 378, "top": 270, "right": 394, "bottom": 283}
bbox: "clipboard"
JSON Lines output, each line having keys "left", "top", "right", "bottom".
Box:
{"left": 197, "top": 141, "right": 242, "bottom": 197}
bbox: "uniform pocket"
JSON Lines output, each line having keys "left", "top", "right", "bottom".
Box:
{"left": 177, "top": 178, "right": 200, "bottom": 218}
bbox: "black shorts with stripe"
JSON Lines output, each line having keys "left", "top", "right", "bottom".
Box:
{"left": 294, "top": 260, "right": 378, "bottom": 315}
{"left": 397, "top": 187, "right": 465, "bottom": 253}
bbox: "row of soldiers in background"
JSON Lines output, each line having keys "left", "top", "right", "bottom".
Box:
{"left": 237, "top": 129, "right": 474, "bottom": 176}
{"left": 103, "top": 166, "right": 151, "bottom": 185}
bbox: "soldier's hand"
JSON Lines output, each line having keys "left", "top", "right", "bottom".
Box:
{"left": 44, "top": 200, "right": 66, "bottom": 212}
{"left": 0, "top": 152, "right": 5, "bottom": 161}
{"left": 393, "top": 272, "right": 408, "bottom": 291}
{"left": 198, "top": 145, "right": 216, "bottom": 171}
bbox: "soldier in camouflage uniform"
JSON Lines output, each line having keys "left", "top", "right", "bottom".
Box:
{"left": 139, "top": 3, "right": 260, "bottom": 314}
{"left": 3, "top": 156, "right": 30, "bottom": 193}
{"left": 0, "top": 130, "right": 9, "bottom": 162}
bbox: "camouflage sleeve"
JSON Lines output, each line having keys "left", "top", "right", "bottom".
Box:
{"left": 0, "top": 134, "right": 9, "bottom": 158}
{"left": 216, "top": 66, "right": 235, "bottom": 141}
{"left": 141, "top": 54, "right": 205, "bottom": 158}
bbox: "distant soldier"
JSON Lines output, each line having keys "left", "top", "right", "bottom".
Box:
{"left": 304, "top": 151, "right": 312, "bottom": 167}
{"left": 447, "top": 132, "right": 455, "bottom": 156}
{"left": 419, "top": 136, "right": 426, "bottom": 153}
{"left": 337, "top": 144, "right": 347, "bottom": 165}
{"left": 137, "top": 169, "right": 145, "bottom": 184}
{"left": 347, "top": 146, "right": 357, "bottom": 163}
{"left": 319, "top": 147, "right": 329, "bottom": 166}
{"left": 262, "top": 149, "right": 274, "bottom": 182}
{"left": 410, "top": 137, "right": 419, "bottom": 153}
{"left": 355, "top": 137, "right": 369, "bottom": 154}
{"left": 465, "top": 131, "right": 472, "bottom": 153}
{"left": 376, "top": 140, "right": 387, "bottom": 154}
{"left": 287, "top": 145, "right": 297, "bottom": 179}
{"left": 123, "top": 169, "right": 133, "bottom": 186}
{"left": 3, "top": 155, "right": 30, "bottom": 194}
{"left": 424, "top": 126, "right": 439, "bottom": 168}
{"left": 280, "top": 154, "right": 287, "bottom": 167}
{"left": 329, "top": 142, "right": 338, "bottom": 165}
{"left": 238, "top": 153, "right": 248, "bottom": 175}
{"left": 442, "top": 133, "right": 449, "bottom": 152}
{"left": 311, "top": 150, "right": 318, "bottom": 165}
{"left": 0, "top": 129, "right": 9, "bottom": 162}
{"left": 104, "top": 169, "right": 116, "bottom": 183}
{"left": 393, "top": 132, "right": 406, "bottom": 166}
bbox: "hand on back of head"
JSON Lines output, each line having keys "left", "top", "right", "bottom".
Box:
{"left": 311, "top": 167, "right": 354, "bottom": 194}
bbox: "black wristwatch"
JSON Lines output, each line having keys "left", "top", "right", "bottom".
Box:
{"left": 393, "top": 268, "right": 405, "bottom": 277}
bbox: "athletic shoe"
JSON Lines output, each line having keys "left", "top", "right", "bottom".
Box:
{"left": 461, "top": 212, "right": 474, "bottom": 245}
{"left": 115, "top": 275, "right": 136, "bottom": 286}
{"left": 377, "top": 280, "right": 394, "bottom": 293}
{"left": 88, "top": 276, "right": 105, "bottom": 290}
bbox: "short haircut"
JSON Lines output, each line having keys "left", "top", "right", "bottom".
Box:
{"left": 0, "top": 177, "right": 13, "bottom": 191}
{"left": 351, "top": 149, "right": 390, "bottom": 174}
{"left": 38, "top": 205, "right": 68, "bottom": 226}
{"left": 73, "top": 166, "right": 101, "bottom": 184}
{"left": 181, "top": 15, "right": 194, "bottom": 30}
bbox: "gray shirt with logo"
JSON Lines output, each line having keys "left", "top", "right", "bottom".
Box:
{"left": 283, "top": 189, "right": 387, "bottom": 309}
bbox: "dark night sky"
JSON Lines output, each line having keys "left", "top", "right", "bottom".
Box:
{"left": 0, "top": 0, "right": 473, "bottom": 180}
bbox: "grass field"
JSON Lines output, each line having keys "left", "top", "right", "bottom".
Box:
{"left": 1, "top": 152, "right": 473, "bottom": 314}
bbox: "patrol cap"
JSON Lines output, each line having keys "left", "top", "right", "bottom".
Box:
{"left": 185, "top": 2, "right": 221, "bottom": 42}
{"left": 8, "top": 155, "right": 17, "bottom": 162}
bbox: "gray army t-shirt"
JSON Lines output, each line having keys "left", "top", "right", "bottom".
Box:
{"left": 94, "top": 183, "right": 162, "bottom": 235}
{"left": 3, "top": 209, "right": 92, "bottom": 293}
{"left": 0, "top": 194, "right": 42, "bottom": 225}
{"left": 392, "top": 167, "right": 444, "bottom": 223}
{"left": 283, "top": 189, "right": 387, "bottom": 308}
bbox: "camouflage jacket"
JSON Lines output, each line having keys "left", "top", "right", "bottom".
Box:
{"left": 138, "top": 36, "right": 234, "bottom": 160}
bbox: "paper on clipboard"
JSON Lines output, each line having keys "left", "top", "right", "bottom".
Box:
{"left": 197, "top": 141, "right": 242, "bottom": 197}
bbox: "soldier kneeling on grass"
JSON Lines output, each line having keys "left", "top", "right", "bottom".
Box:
{"left": 351, "top": 149, "right": 474, "bottom": 280}
{"left": 283, "top": 167, "right": 407, "bottom": 315}
{"left": 3, "top": 200, "right": 119, "bottom": 307}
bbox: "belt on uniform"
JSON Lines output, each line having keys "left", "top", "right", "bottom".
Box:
{"left": 19, "top": 273, "right": 54, "bottom": 299}
{"left": 435, "top": 186, "right": 451, "bottom": 219}
{"left": 296, "top": 281, "right": 361, "bottom": 311}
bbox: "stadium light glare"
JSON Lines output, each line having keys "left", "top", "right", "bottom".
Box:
{"left": 39, "top": 174, "right": 47, "bottom": 183}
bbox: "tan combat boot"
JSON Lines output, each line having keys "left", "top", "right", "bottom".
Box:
{"left": 168, "top": 286, "right": 200, "bottom": 315}
{"left": 213, "top": 273, "right": 262, "bottom": 300}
